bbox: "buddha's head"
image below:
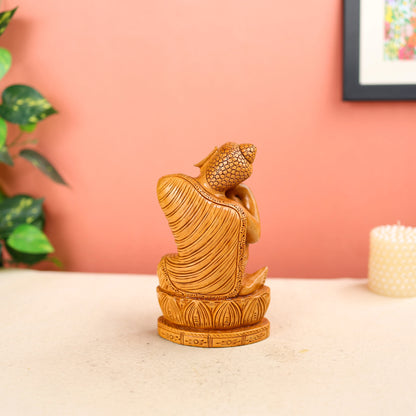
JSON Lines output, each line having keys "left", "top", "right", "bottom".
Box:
{"left": 195, "top": 142, "right": 257, "bottom": 192}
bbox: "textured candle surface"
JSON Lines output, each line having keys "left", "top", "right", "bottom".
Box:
{"left": 368, "top": 225, "right": 416, "bottom": 297}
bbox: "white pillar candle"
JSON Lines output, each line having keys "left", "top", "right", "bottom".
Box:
{"left": 368, "top": 225, "right": 416, "bottom": 297}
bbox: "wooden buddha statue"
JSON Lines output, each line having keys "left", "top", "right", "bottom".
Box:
{"left": 156, "top": 142, "right": 270, "bottom": 347}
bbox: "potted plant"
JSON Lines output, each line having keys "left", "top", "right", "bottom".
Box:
{"left": 0, "top": 7, "right": 67, "bottom": 268}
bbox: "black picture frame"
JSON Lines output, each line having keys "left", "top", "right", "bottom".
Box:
{"left": 343, "top": 0, "right": 416, "bottom": 101}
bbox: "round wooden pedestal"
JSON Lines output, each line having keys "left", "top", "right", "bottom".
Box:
{"left": 157, "top": 316, "right": 270, "bottom": 348}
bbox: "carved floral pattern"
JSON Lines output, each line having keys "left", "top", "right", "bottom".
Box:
{"left": 157, "top": 285, "right": 270, "bottom": 330}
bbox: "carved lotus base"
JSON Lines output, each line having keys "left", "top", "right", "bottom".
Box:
{"left": 158, "top": 316, "right": 270, "bottom": 348}
{"left": 157, "top": 285, "right": 270, "bottom": 330}
{"left": 156, "top": 285, "right": 270, "bottom": 347}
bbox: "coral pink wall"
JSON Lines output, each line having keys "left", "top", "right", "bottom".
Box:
{"left": 1, "top": 0, "right": 415, "bottom": 278}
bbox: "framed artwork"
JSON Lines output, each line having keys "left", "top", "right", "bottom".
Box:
{"left": 343, "top": 0, "right": 416, "bottom": 100}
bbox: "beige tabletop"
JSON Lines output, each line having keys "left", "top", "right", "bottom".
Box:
{"left": 0, "top": 270, "right": 415, "bottom": 416}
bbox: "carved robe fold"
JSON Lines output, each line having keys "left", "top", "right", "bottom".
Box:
{"left": 157, "top": 174, "right": 247, "bottom": 299}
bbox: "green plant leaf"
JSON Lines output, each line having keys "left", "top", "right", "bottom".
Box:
{"left": 0, "top": 144, "right": 13, "bottom": 166}
{"left": 19, "top": 149, "right": 68, "bottom": 186}
{"left": 31, "top": 210, "right": 45, "bottom": 231}
{"left": 5, "top": 243, "right": 48, "bottom": 265}
{"left": 0, "top": 241, "right": 3, "bottom": 267}
{"left": 0, "top": 48, "right": 11, "bottom": 80}
{"left": 0, "top": 85, "right": 57, "bottom": 125}
{"left": 0, "top": 195, "right": 44, "bottom": 239}
{"left": 19, "top": 122, "right": 37, "bottom": 132}
{"left": 0, "top": 117, "right": 7, "bottom": 147}
{"left": 49, "top": 256, "right": 63, "bottom": 269}
{"left": 7, "top": 224, "right": 54, "bottom": 254}
{"left": 0, "top": 8, "right": 17, "bottom": 37}
{"left": 0, "top": 187, "right": 7, "bottom": 203}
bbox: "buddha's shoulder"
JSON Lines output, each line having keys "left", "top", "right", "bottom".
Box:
{"left": 157, "top": 175, "right": 245, "bottom": 217}
{"left": 157, "top": 174, "right": 196, "bottom": 194}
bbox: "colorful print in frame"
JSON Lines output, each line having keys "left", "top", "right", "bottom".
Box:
{"left": 343, "top": 0, "right": 416, "bottom": 100}
{"left": 384, "top": 0, "right": 416, "bottom": 60}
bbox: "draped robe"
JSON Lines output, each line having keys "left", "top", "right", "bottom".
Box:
{"left": 157, "top": 174, "right": 247, "bottom": 299}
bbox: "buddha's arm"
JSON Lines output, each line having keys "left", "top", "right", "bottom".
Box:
{"left": 226, "top": 184, "right": 260, "bottom": 244}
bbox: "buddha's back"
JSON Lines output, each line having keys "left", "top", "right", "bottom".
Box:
{"left": 157, "top": 173, "right": 246, "bottom": 299}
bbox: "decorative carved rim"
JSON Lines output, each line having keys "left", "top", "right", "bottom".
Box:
{"left": 158, "top": 316, "right": 270, "bottom": 348}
